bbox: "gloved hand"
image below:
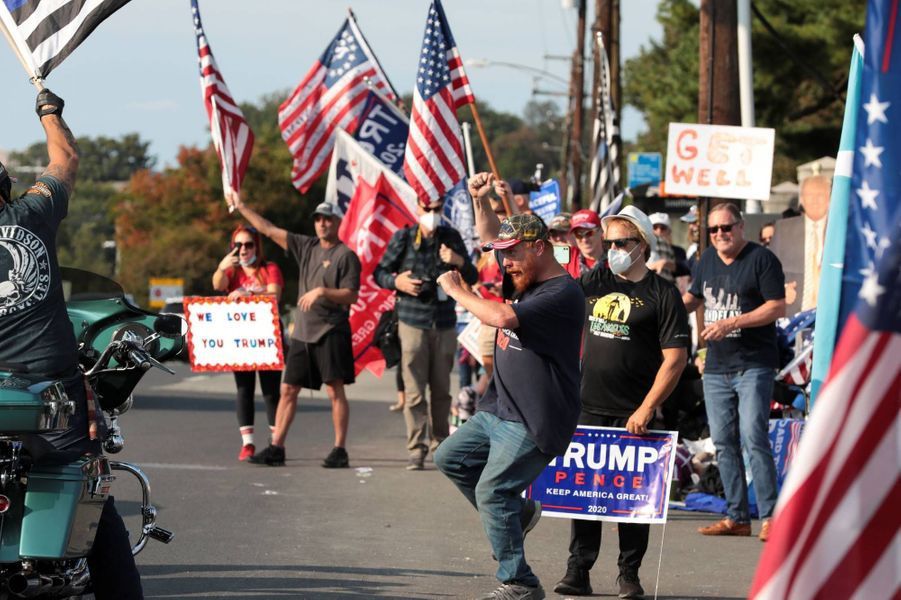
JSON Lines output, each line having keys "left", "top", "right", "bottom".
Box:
{"left": 35, "top": 88, "right": 64, "bottom": 119}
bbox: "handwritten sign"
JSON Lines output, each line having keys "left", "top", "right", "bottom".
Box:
{"left": 525, "top": 426, "right": 678, "bottom": 524}
{"left": 183, "top": 296, "right": 284, "bottom": 372}
{"left": 664, "top": 123, "right": 775, "bottom": 201}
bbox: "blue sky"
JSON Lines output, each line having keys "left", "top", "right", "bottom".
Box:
{"left": 0, "top": 0, "right": 661, "bottom": 168}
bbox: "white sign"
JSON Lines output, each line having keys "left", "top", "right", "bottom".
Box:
{"left": 184, "top": 296, "right": 285, "bottom": 372}
{"left": 457, "top": 319, "right": 484, "bottom": 366}
{"left": 664, "top": 123, "right": 775, "bottom": 201}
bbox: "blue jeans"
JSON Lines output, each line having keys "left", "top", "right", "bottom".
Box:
{"left": 434, "top": 411, "right": 552, "bottom": 586}
{"left": 703, "top": 367, "right": 779, "bottom": 522}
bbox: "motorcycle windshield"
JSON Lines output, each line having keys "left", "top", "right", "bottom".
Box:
{"left": 61, "top": 268, "right": 125, "bottom": 301}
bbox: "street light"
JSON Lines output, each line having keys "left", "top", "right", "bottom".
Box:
{"left": 464, "top": 58, "right": 569, "bottom": 86}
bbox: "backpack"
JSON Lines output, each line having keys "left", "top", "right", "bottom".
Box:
{"left": 374, "top": 308, "right": 401, "bottom": 368}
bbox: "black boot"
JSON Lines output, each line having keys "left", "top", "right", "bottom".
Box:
{"left": 617, "top": 570, "right": 645, "bottom": 599}
{"left": 553, "top": 567, "right": 592, "bottom": 596}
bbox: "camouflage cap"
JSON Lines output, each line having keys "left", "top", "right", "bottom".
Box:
{"left": 482, "top": 213, "right": 549, "bottom": 251}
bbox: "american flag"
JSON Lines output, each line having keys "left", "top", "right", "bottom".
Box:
{"left": 589, "top": 32, "right": 621, "bottom": 214}
{"left": 775, "top": 342, "right": 813, "bottom": 388}
{"left": 0, "top": 0, "right": 132, "bottom": 79}
{"left": 403, "top": 0, "right": 474, "bottom": 206}
{"left": 750, "top": 2, "right": 900, "bottom": 597}
{"left": 279, "top": 13, "right": 397, "bottom": 194}
{"left": 191, "top": 0, "right": 253, "bottom": 197}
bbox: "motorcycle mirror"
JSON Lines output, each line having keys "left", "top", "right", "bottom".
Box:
{"left": 153, "top": 314, "right": 187, "bottom": 338}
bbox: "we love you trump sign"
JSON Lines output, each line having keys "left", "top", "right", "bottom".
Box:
{"left": 183, "top": 296, "right": 285, "bottom": 372}
{"left": 525, "top": 426, "right": 678, "bottom": 524}
{"left": 664, "top": 123, "right": 775, "bottom": 201}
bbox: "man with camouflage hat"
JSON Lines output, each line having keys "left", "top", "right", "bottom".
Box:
{"left": 434, "top": 172, "right": 585, "bottom": 600}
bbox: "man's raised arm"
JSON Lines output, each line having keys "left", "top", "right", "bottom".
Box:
{"left": 37, "top": 90, "right": 78, "bottom": 197}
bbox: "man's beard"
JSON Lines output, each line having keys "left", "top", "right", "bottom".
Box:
{"left": 509, "top": 255, "right": 538, "bottom": 293}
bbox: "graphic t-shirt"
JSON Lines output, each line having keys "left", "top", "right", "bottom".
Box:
{"left": 0, "top": 176, "right": 77, "bottom": 377}
{"left": 225, "top": 262, "right": 284, "bottom": 294}
{"left": 689, "top": 243, "right": 785, "bottom": 372}
{"left": 579, "top": 267, "right": 690, "bottom": 416}
{"left": 478, "top": 274, "right": 585, "bottom": 456}
{"left": 287, "top": 233, "right": 361, "bottom": 344}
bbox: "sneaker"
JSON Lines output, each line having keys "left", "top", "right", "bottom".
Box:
{"left": 322, "top": 447, "right": 349, "bottom": 468}
{"left": 553, "top": 568, "right": 592, "bottom": 596}
{"left": 759, "top": 519, "right": 772, "bottom": 542}
{"left": 617, "top": 571, "right": 645, "bottom": 599}
{"left": 405, "top": 456, "right": 424, "bottom": 471}
{"left": 477, "top": 582, "right": 546, "bottom": 600}
{"left": 238, "top": 443, "right": 255, "bottom": 461}
{"left": 248, "top": 444, "right": 285, "bottom": 466}
{"left": 698, "top": 517, "right": 751, "bottom": 536}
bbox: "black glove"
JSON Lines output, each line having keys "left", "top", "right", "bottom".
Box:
{"left": 35, "top": 89, "right": 64, "bottom": 119}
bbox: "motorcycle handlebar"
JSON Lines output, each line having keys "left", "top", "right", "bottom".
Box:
{"left": 127, "top": 349, "right": 152, "bottom": 372}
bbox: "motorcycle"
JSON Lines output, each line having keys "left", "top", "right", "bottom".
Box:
{"left": 0, "top": 268, "right": 185, "bottom": 598}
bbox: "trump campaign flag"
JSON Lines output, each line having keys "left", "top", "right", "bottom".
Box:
{"left": 750, "top": 2, "right": 900, "bottom": 597}
{"left": 279, "top": 12, "right": 398, "bottom": 194}
{"left": 403, "top": 0, "right": 474, "bottom": 206}
{"left": 352, "top": 89, "right": 409, "bottom": 178}
{"left": 0, "top": 0, "right": 132, "bottom": 80}
{"left": 191, "top": 0, "right": 253, "bottom": 197}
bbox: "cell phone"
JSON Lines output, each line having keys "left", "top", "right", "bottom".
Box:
{"left": 553, "top": 244, "right": 571, "bottom": 265}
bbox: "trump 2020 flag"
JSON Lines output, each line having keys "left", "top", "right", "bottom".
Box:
{"left": 750, "top": 1, "right": 900, "bottom": 598}
{"left": 279, "top": 12, "right": 397, "bottom": 194}
{"left": 403, "top": 0, "right": 474, "bottom": 206}
{"left": 192, "top": 0, "right": 253, "bottom": 197}
{"left": 0, "top": 0, "right": 132, "bottom": 79}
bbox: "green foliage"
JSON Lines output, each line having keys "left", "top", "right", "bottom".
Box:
{"left": 9, "top": 133, "right": 155, "bottom": 182}
{"left": 622, "top": 0, "right": 864, "bottom": 183}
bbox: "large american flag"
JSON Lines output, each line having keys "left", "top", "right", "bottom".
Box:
{"left": 191, "top": 0, "right": 253, "bottom": 197}
{"left": 750, "top": 2, "right": 900, "bottom": 598}
{"left": 403, "top": 0, "right": 474, "bottom": 206}
{"left": 589, "top": 31, "right": 621, "bottom": 214}
{"left": 0, "top": 0, "right": 132, "bottom": 79}
{"left": 279, "top": 13, "right": 397, "bottom": 194}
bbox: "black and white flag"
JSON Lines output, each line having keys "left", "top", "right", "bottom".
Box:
{"left": 0, "top": 0, "right": 132, "bottom": 80}
{"left": 589, "top": 31, "right": 621, "bottom": 213}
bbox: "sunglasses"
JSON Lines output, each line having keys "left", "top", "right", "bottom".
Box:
{"left": 573, "top": 229, "right": 596, "bottom": 240}
{"left": 233, "top": 241, "right": 255, "bottom": 250}
{"left": 423, "top": 205, "right": 444, "bottom": 213}
{"left": 708, "top": 222, "right": 741, "bottom": 235}
{"left": 602, "top": 237, "right": 640, "bottom": 250}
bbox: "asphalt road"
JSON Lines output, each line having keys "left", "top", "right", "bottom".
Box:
{"left": 104, "top": 365, "right": 766, "bottom": 599}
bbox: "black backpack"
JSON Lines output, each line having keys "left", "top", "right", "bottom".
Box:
{"left": 374, "top": 309, "right": 401, "bottom": 368}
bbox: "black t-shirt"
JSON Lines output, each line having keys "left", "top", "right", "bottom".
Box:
{"left": 579, "top": 267, "right": 690, "bottom": 417}
{"left": 478, "top": 274, "right": 585, "bottom": 456}
{"left": 689, "top": 243, "right": 785, "bottom": 372}
{"left": 0, "top": 176, "right": 77, "bottom": 377}
{"left": 287, "top": 233, "right": 361, "bottom": 344}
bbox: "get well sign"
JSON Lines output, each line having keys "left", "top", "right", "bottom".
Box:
{"left": 664, "top": 123, "right": 775, "bottom": 201}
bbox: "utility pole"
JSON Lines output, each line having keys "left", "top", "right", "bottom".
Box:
{"left": 570, "top": 0, "right": 587, "bottom": 209}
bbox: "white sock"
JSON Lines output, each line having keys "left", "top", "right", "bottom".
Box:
{"left": 240, "top": 427, "right": 254, "bottom": 446}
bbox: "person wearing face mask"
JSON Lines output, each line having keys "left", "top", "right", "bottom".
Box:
{"left": 213, "top": 225, "right": 285, "bottom": 461}
{"left": 374, "top": 196, "right": 478, "bottom": 471}
{"left": 553, "top": 205, "right": 689, "bottom": 599}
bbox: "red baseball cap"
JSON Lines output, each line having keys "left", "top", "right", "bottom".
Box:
{"left": 570, "top": 209, "right": 600, "bottom": 231}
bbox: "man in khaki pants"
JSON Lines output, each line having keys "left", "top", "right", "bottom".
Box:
{"left": 375, "top": 197, "right": 478, "bottom": 470}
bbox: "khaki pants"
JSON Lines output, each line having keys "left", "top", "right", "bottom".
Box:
{"left": 398, "top": 321, "right": 457, "bottom": 459}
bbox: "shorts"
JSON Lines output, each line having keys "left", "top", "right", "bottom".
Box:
{"left": 477, "top": 323, "right": 497, "bottom": 358}
{"left": 284, "top": 328, "right": 355, "bottom": 389}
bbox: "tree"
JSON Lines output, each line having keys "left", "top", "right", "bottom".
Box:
{"left": 622, "top": 0, "right": 864, "bottom": 183}
{"left": 9, "top": 133, "right": 155, "bottom": 182}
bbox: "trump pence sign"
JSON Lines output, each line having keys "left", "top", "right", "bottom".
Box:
{"left": 664, "top": 123, "right": 775, "bottom": 201}
{"left": 525, "top": 426, "right": 678, "bottom": 524}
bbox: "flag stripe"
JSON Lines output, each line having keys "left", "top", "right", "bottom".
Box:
{"left": 849, "top": 536, "right": 901, "bottom": 600}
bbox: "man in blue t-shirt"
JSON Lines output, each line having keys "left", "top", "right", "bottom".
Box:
{"left": 0, "top": 90, "right": 143, "bottom": 598}
{"left": 435, "top": 172, "right": 584, "bottom": 600}
{"left": 683, "top": 203, "right": 786, "bottom": 543}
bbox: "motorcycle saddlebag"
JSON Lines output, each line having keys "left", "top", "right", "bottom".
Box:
{"left": 0, "top": 373, "right": 73, "bottom": 433}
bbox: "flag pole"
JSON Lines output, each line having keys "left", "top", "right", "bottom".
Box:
{"left": 0, "top": 22, "right": 44, "bottom": 90}
{"left": 468, "top": 101, "right": 511, "bottom": 216}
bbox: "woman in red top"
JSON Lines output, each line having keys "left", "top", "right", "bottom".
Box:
{"left": 212, "top": 225, "right": 285, "bottom": 461}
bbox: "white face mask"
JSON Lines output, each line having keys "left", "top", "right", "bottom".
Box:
{"left": 607, "top": 244, "right": 641, "bottom": 275}
{"left": 239, "top": 255, "right": 257, "bottom": 267}
{"left": 419, "top": 211, "right": 441, "bottom": 231}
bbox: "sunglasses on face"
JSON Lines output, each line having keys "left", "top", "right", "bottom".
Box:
{"left": 233, "top": 241, "right": 255, "bottom": 250}
{"left": 573, "top": 229, "right": 596, "bottom": 240}
{"left": 602, "top": 237, "right": 640, "bottom": 250}
{"left": 708, "top": 222, "right": 740, "bottom": 235}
